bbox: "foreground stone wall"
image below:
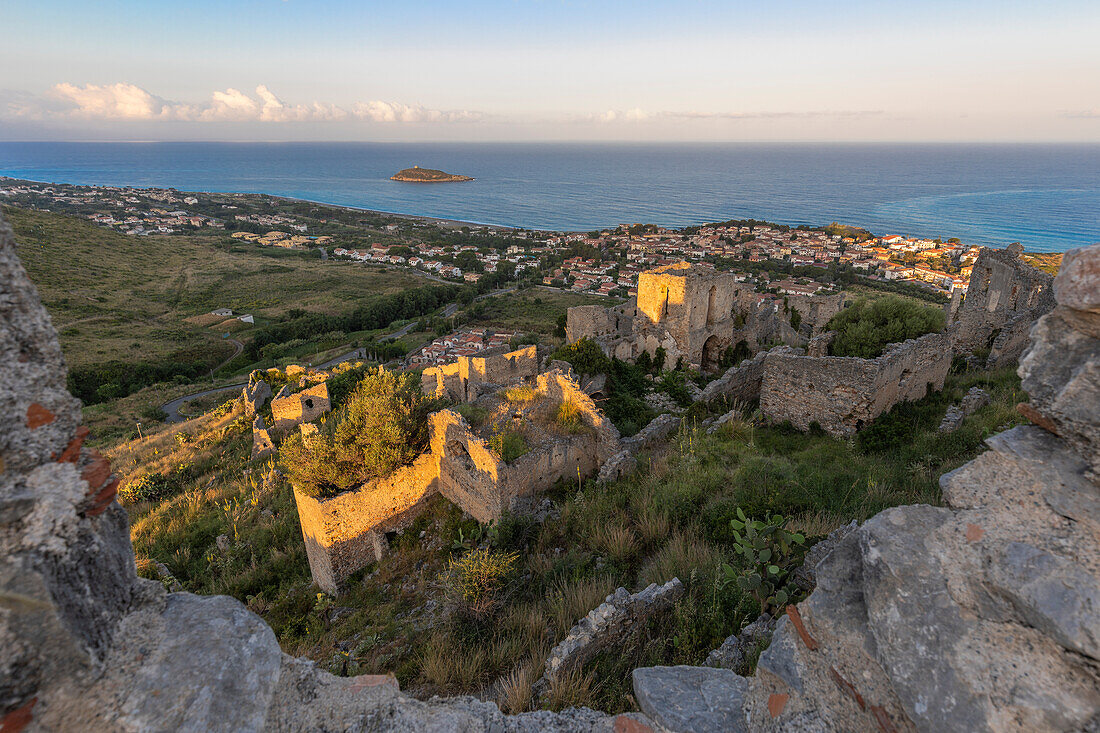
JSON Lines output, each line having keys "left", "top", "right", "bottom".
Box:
{"left": 951, "top": 244, "right": 1055, "bottom": 367}
{"left": 422, "top": 344, "right": 539, "bottom": 402}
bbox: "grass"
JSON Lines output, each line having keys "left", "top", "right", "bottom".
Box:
{"left": 109, "top": 362, "right": 1025, "bottom": 714}
{"left": 7, "top": 205, "right": 426, "bottom": 385}
{"left": 464, "top": 289, "right": 617, "bottom": 337}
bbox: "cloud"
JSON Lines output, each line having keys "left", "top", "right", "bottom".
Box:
{"left": 4, "top": 83, "right": 480, "bottom": 124}
{"left": 589, "top": 108, "right": 883, "bottom": 123}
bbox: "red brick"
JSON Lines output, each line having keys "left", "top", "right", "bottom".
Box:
{"left": 768, "top": 693, "right": 789, "bottom": 718}
{"left": 25, "top": 403, "right": 54, "bottom": 429}
{"left": 1, "top": 698, "right": 36, "bottom": 733}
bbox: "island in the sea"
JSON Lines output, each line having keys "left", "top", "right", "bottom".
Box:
{"left": 390, "top": 166, "right": 474, "bottom": 183}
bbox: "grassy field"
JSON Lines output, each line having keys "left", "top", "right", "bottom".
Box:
{"left": 113, "top": 362, "right": 1026, "bottom": 714}
{"left": 6, "top": 205, "right": 426, "bottom": 371}
{"left": 464, "top": 288, "right": 619, "bottom": 337}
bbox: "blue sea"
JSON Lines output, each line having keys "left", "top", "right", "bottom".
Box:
{"left": 1, "top": 142, "right": 1098, "bottom": 252}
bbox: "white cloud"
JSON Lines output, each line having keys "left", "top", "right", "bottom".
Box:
{"left": 4, "top": 83, "right": 480, "bottom": 124}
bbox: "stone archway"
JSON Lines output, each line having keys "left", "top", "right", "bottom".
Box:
{"left": 701, "top": 335, "right": 723, "bottom": 373}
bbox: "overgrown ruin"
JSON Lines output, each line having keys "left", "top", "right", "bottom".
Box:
{"left": 566, "top": 262, "right": 843, "bottom": 371}
{"left": 292, "top": 369, "right": 622, "bottom": 592}
{"left": 422, "top": 344, "right": 540, "bottom": 402}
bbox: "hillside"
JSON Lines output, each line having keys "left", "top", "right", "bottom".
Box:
{"left": 391, "top": 166, "right": 475, "bottom": 183}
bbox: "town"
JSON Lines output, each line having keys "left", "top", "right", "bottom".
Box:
{"left": 1, "top": 177, "right": 992, "bottom": 300}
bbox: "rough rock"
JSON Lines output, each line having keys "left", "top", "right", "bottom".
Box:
{"left": 706, "top": 407, "right": 742, "bottom": 435}
{"left": 704, "top": 614, "right": 775, "bottom": 672}
{"left": 242, "top": 374, "right": 271, "bottom": 416}
{"left": 633, "top": 666, "right": 749, "bottom": 733}
{"left": 1018, "top": 246, "right": 1100, "bottom": 478}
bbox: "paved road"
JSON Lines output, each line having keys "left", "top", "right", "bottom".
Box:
{"left": 160, "top": 286, "right": 517, "bottom": 423}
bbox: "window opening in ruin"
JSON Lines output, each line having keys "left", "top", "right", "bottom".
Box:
{"left": 706, "top": 285, "right": 717, "bottom": 326}
{"left": 661, "top": 286, "right": 669, "bottom": 318}
{"left": 701, "top": 335, "right": 723, "bottom": 373}
{"left": 304, "top": 398, "right": 314, "bottom": 409}
{"left": 449, "top": 441, "right": 475, "bottom": 470}
{"left": 384, "top": 531, "right": 398, "bottom": 546}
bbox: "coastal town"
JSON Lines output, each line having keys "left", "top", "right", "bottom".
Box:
{"left": 1, "top": 176, "right": 998, "bottom": 299}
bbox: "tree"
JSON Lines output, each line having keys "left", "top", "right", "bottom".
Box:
{"left": 827, "top": 297, "right": 945, "bottom": 359}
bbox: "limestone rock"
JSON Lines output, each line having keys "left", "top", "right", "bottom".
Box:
{"left": 633, "top": 666, "right": 749, "bottom": 733}
{"left": 1055, "top": 242, "right": 1100, "bottom": 314}
{"left": 938, "top": 386, "right": 990, "bottom": 432}
{"left": 704, "top": 613, "right": 775, "bottom": 671}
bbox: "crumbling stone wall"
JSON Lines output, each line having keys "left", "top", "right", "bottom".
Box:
{"left": 760, "top": 332, "right": 952, "bottom": 436}
{"left": 951, "top": 244, "right": 1055, "bottom": 366}
{"left": 567, "top": 261, "right": 817, "bottom": 371}
{"left": 422, "top": 344, "right": 539, "bottom": 402}
{"left": 291, "top": 454, "right": 440, "bottom": 594}
{"left": 436, "top": 369, "right": 622, "bottom": 523}
{"left": 271, "top": 382, "right": 330, "bottom": 431}
{"left": 251, "top": 416, "right": 276, "bottom": 459}
{"left": 242, "top": 372, "right": 271, "bottom": 416}
{"left": 785, "top": 292, "right": 846, "bottom": 337}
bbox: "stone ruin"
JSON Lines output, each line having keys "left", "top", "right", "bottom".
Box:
{"left": 937, "top": 386, "right": 990, "bottom": 433}
{"left": 759, "top": 332, "right": 953, "bottom": 437}
{"left": 2, "top": 200, "right": 1097, "bottom": 732}
{"left": 567, "top": 262, "right": 843, "bottom": 372}
{"left": 422, "top": 344, "right": 540, "bottom": 402}
{"left": 950, "top": 243, "right": 1055, "bottom": 367}
{"left": 270, "top": 381, "right": 330, "bottom": 431}
{"left": 629, "top": 242, "right": 1100, "bottom": 732}
{"left": 251, "top": 415, "right": 277, "bottom": 460}
{"left": 292, "top": 368, "right": 623, "bottom": 593}
{"left": 242, "top": 371, "right": 271, "bottom": 416}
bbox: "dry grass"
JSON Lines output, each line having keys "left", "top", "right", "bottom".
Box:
{"left": 497, "top": 662, "right": 539, "bottom": 714}
{"left": 545, "top": 668, "right": 601, "bottom": 712}
{"left": 639, "top": 529, "right": 725, "bottom": 587}
{"left": 593, "top": 522, "right": 640, "bottom": 565}
{"left": 547, "top": 574, "right": 617, "bottom": 637}
{"left": 501, "top": 385, "right": 539, "bottom": 404}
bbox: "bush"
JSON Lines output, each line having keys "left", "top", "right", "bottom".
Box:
{"left": 827, "top": 296, "right": 944, "bottom": 358}
{"left": 120, "top": 473, "right": 179, "bottom": 503}
{"left": 454, "top": 402, "right": 490, "bottom": 427}
{"left": 442, "top": 548, "right": 518, "bottom": 620}
{"left": 550, "top": 338, "right": 611, "bottom": 376}
{"left": 280, "top": 369, "right": 440, "bottom": 497}
{"left": 488, "top": 429, "right": 529, "bottom": 463}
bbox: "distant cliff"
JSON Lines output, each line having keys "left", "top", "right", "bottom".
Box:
{"left": 390, "top": 166, "right": 474, "bottom": 183}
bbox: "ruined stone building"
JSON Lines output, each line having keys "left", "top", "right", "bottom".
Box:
{"left": 421, "top": 344, "right": 539, "bottom": 402}
{"left": 759, "top": 332, "right": 953, "bottom": 436}
{"left": 567, "top": 262, "right": 842, "bottom": 371}
{"left": 293, "top": 369, "right": 621, "bottom": 592}
{"left": 950, "top": 244, "right": 1055, "bottom": 367}
{"left": 270, "top": 382, "right": 330, "bottom": 431}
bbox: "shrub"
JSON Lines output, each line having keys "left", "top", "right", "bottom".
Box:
{"left": 280, "top": 369, "right": 439, "bottom": 497}
{"left": 501, "top": 385, "right": 538, "bottom": 404}
{"left": 488, "top": 429, "right": 529, "bottom": 463}
{"left": 720, "top": 508, "right": 806, "bottom": 613}
{"left": 442, "top": 548, "right": 518, "bottom": 620}
{"left": 550, "top": 337, "right": 611, "bottom": 376}
{"left": 827, "top": 296, "right": 944, "bottom": 358}
{"left": 554, "top": 399, "right": 588, "bottom": 433}
{"left": 454, "top": 402, "right": 490, "bottom": 427}
{"left": 120, "top": 473, "right": 179, "bottom": 503}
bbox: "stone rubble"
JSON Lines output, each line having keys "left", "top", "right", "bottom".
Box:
{"left": 937, "top": 386, "right": 990, "bottom": 433}
{"left": 537, "top": 579, "right": 684, "bottom": 694}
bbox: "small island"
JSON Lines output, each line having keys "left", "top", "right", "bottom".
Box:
{"left": 390, "top": 165, "right": 474, "bottom": 183}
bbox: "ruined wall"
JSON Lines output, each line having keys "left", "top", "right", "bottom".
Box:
{"left": 270, "top": 382, "right": 330, "bottom": 431}
{"left": 951, "top": 244, "right": 1055, "bottom": 366}
{"left": 760, "top": 332, "right": 952, "bottom": 436}
{"left": 435, "top": 370, "right": 621, "bottom": 522}
{"left": 291, "top": 454, "right": 440, "bottom": 593}
{"left": 422, "top": 344, "right": 539, "bottom": 402}
{"left": 786, "top": 291, "right": 846, "bottom": 336}
{"left": 251, "top": 416, "right": 276, "bottom": 460}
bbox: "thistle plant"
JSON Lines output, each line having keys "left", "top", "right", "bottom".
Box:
{"left": 721, "top": 508, "right": 805, "bottom": 613}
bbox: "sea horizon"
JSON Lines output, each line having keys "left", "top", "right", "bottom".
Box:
{"left": 2, "top": 140, "right": 1097, "bottom": 251}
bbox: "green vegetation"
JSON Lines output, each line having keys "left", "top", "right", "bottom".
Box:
{"left": 462, "top": 290, "right": 614, "bottom": 338}
{"left": 5, "top": 206, "right": 428, "bottom": 403}
{"left": 721, "top": 510, "right": 806, "bottom": 613}
{"left": 827, "top": 296, "right": 945, "bottom": 358}
{"left": 117, "top": 363, "right": 1023, "bottom": 713}
{"left": 280, "top": 370, "right": 440, "bottom": 498}
{"left": 550, "top": 339, "right": 656, "bottom": 436}
{"left": 488, "top": 428, "right": 530, "bottom": 463}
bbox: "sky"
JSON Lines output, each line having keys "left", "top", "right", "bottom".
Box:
{"left": 1, "top": 0, "right": 1098, "bottom": 142}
